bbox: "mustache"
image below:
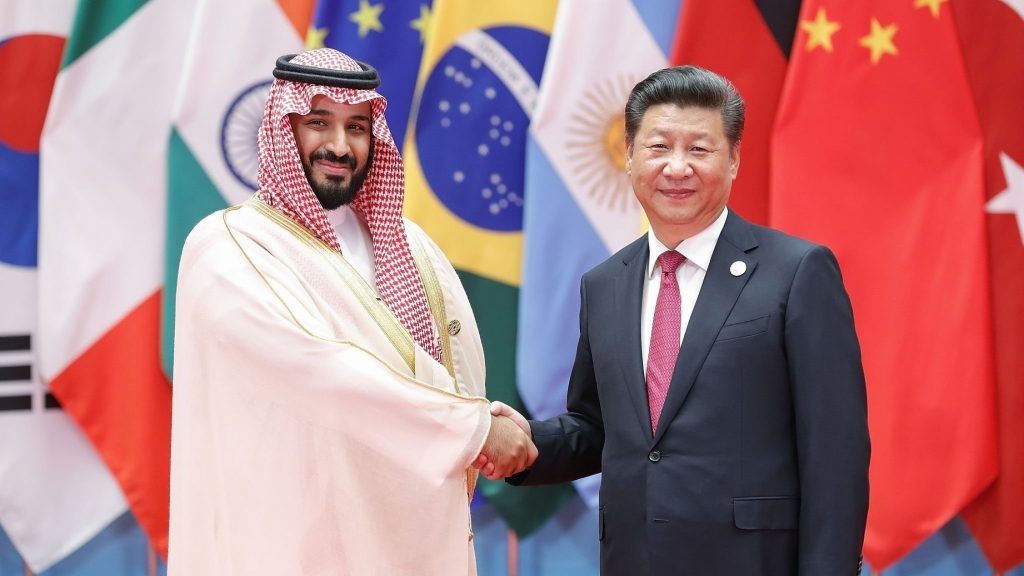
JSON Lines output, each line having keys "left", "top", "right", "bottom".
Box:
{"left": 309, "top": 150, "right": 356, "bottom": 169}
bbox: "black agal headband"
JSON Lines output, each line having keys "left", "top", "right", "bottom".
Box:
{"left": 272, "top": 54, "right": 381, "bottom": 89}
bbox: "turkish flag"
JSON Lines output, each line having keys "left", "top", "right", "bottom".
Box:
{"left": 771, "top": 0, "right": 997, "bottom": 569}
{"left": 670, "top": 0, "right": 801, "bottom": 226}
{"left": 954, "top": 0, "right": 1024, "bottom": 572}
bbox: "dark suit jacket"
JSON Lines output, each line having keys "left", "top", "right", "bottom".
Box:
{"left": 511, "top": 211, "right": 870, "bottom": 575}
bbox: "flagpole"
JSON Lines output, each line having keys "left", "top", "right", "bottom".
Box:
{"left": 506, "top": 528, "right": 518, "bottom": 576}
{"left": 147, "top": 541, "right": 157, "bottom": 576}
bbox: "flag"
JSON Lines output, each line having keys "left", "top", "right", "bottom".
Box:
{"left": 955, "top": 0, "right": 1024, "bottom": 571}
{"left": 307, "top": 0, "right": 432, "bottom": 152}
{"left": 771, "top": 0, "right": 997, "bottom": 569}
{"left": 38, "top": 0, "right": 197, "bottom": 557}
{"left": 0, "top": 2, "right": 127, "bottom": 571}
{"left": 517, "top": 0, "right": 682, "bottom": 508}
{"left": 162, "top": 0, "right": 313, "bottom": 376}
{"left": 671, "top": 0, "right": 801, "bottom": 225}
{"left": 403, "top": 0, "right": 574, "bottom": 536}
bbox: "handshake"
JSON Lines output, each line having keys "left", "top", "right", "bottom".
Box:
{"left": 472, "top": 401, "right": 537, "bottom": 481}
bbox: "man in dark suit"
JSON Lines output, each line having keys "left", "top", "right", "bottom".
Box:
{"left": 488, "top": 66, "right": 870, "bottom": 574}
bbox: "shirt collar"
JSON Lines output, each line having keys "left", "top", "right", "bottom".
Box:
{"left": 326, "top": 203, "right": 356, "bottom": 233}
{"left": 646, "top": 207, "right": 729, "bottom": 278}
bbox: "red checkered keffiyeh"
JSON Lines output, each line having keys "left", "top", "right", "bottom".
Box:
{"left": 257, "top": 48, "right": 441, "bottom": 361}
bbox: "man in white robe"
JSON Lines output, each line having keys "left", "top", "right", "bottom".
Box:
{"left": 168, "top": 48, "right": 534, "bottom": 576}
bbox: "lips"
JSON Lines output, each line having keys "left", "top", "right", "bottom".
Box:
{"left": 659, "top": 187, "right": 696, "bottom": 199}
{"left": 309, "top": 150, "right": 356, "bottom": 176}
{"left": 315, "top": 159, "right": 353, "bottom": 176}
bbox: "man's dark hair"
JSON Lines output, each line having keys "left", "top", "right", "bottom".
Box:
{"left": 624, "top": 65, "right": 745, "bottom": 151}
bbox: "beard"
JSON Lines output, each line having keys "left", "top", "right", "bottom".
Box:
{"left": 303, "top": 141, "right": 374, "bottom": 210}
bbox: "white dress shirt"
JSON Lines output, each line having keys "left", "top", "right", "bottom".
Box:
{"left": 327, "top": 204, "right": 376, "bottom": 291}
{"left": 641, "top": 208, "right": 729, "bottom": 374}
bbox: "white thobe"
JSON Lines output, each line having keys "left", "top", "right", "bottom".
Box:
{"left": 168, "top": 198, "right": 490, "bottom": 576}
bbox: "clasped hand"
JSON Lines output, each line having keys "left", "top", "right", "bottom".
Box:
{"left": 472, "top": 401, "right": 536, "bottom": 480}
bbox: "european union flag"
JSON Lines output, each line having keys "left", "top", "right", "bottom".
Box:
{"left": 309, "top": 0, "right": 432, "bottom": 152}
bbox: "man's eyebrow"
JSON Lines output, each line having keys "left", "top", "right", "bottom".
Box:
{"left": 306, "top": 109, "right": 371, "bottom": 124}
{"left": 646, "top": 126, "right": 712, "bottom": 138}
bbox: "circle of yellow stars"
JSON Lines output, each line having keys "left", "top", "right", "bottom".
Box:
{"left": 798, "top": 0, "right": 949, "bottom": 64}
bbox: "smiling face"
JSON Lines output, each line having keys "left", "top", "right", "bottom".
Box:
{"left": 627, "top": 103, "right": 739, "bottom": 248}
{"left": 289, "top": 94, "right": 374, "bottom": 210}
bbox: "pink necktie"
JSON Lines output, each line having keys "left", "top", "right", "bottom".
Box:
{"left": 647, "top": 250, "right": 686, "bottom": 433}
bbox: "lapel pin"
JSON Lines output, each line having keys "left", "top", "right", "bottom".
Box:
{"left": 447, "top": 319, "right": 462, "bottom": 336}
{"left": 730, "top": 261, "right": 747, "bottom": 277}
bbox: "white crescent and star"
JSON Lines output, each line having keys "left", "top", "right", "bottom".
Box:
{"left": 986, "top": 151, "right": 1024, "bottom": 245}
{"left": 998, "top": 0, "right": 1024, "bottom": 22}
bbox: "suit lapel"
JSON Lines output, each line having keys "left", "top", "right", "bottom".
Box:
{"left": 653, "top": 212, "right": 759, "bottom": 444}
{"left": 613, "top": 236, "right": 653, "bottom": 440}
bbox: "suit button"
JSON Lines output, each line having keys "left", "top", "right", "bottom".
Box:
{"left": 648, "top": 450, "right": 661, "bottom": 462}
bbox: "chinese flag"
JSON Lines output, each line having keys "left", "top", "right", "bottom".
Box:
{"left": 671, "top": 0, "right": 801, "bottom": 226}
{"left": 771, "top": 0, "right": 997, "bottom": 569}
{"left": 955, "top": 0, "right": 1024, "bottom": 572}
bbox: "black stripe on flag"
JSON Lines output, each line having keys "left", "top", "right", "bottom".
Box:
{"left": 754, "top": 0, "right": 802, "bottom": 58}
{"left": 45, "top": 393, "right": 62, "bottom": 410}
{"left": 0, "top": 334, "right": 31, "bottom": 352}
{"left": 0, "top": 365, "right": 31, "bottom": 382}
{"left": 0, "top": 396, "right": 31, "bottom": 412}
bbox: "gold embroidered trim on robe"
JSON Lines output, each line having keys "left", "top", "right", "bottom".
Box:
{"left": 241, "top": 197, "right": 417, "bottom": 372}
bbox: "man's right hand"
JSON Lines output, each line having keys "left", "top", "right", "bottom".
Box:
{"left": 489, "top": 400, "right": 531, "bottom": 436}
{"left": 474, "top": 415, "right": 537, "bottom": 481}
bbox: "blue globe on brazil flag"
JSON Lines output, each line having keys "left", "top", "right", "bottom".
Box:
{"left": 415, "top": 26, "right": 549, "bottom": 232}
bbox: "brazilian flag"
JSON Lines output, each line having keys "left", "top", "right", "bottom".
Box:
{"left": 403, "top": 0, "right": 574, "bottom": 536}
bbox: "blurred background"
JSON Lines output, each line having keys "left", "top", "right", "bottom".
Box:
{"left": 1, "top": 0, "right": 1021, "bottom": 574}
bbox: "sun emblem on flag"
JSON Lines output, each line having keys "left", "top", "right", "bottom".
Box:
{"left": 565, "top": 75, "right": 637, "bottom": 213}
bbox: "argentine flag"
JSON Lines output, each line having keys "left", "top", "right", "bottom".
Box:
{"left": 518, "top": 0, "right": 682, "bottom": 507}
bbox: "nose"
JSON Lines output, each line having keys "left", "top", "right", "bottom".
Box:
{"left": 663, "top": 151, "right": 693, "bottom": 178}
{"left": 324, "top": 127, "right": 350, "bottom": 156}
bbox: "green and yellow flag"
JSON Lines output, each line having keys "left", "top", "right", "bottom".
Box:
{"left": 404, "top": 0, "right": 574, "bottom": 536}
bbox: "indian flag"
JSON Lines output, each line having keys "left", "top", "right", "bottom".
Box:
{"left": 162, "top": 0, "right": 313, "bottom": 375}
{"left": 37, "top": 0, "right": 196, "bottom": 557}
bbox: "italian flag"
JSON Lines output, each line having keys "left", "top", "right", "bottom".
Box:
{"left": 38, "top": 0, "right": 195, "bottom": 557}
{"left": 40, "top": 0, "right": 313, "bottom": 558}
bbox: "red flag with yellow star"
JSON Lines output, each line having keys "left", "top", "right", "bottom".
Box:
{"left": 954, "top": 0, "right": 1024, "bottom": 572}
{"left": 771, "top": 0, "right": 997, "bottom": 569}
